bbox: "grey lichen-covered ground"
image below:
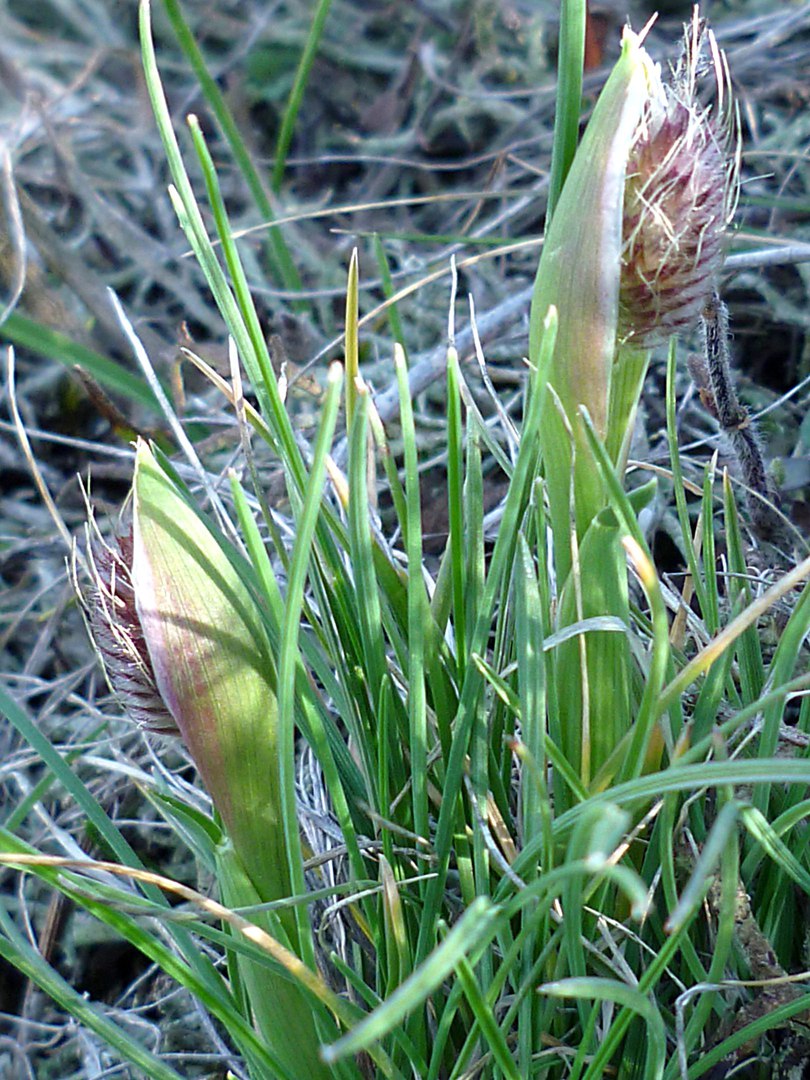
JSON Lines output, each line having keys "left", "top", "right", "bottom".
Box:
{"left": 1, "top": 0, "right": 809, "bottom": 1075}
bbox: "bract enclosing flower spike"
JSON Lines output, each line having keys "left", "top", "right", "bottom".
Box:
{"left": 528, "top": 7, "right": 741, "bottom": 580}
{"left": 619, "top": 12, "right": 739, "bottom": 345}
{"left": 77, "top": 440, "right": 328, "bottom": 1073}
{"left": 77, "top": 441, "right": 291, "bottom": 905}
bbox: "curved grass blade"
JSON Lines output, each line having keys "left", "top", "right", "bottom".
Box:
{"left": 321, "top": 897, "right": 500, "bottom": 1065}
{"left": 3, "top": 311, "right": 160, "bottom": 412}
{"left": 0, "top": 907, "right": 185, "bottom": 1080}
{"left": 539, "top": 977, "right": 666, "bottom": 1080}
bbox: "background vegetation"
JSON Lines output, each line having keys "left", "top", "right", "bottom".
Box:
{"left": 1, "top": 0, "right": 810, "bottom": 1077}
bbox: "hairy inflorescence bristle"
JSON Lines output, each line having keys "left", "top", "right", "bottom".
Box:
{"left": 79, "top": 520, "right": 179, "bottom": 735}
{"left": 618, "top": 15, "right": 739, "bottom": 346}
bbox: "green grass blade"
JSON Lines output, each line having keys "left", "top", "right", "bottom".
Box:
{"left": 373, "top": 234, "right": 407, "bottom": 349}
{"left": 740, "top": 804, "right": 810, "bottom": 895}
{"left": 394, "top": 343, "right": 430, "bottom": 849}
{"left": 752, "top": 571, "right": 810, "bottom": 817}
{"left": 446, "top": 343, "right": 467, "bottom": 674}
{"left": 666, "top": 801, "right": 740, "bottom": 934}
{"left": 227, "top": 472, "right": 368, "bottom": 832}
{"left": 321, "top": 898, "right": 500, "bottom": 1065}
{"left": 656, "top": 552, "right": 810, "bottom": 719}
{"left": 464, "top": 416, "right": 485, "bottom": 659}
{"left": 415, "top": 309, "right": 558, "bottom": 966}
{"left": 366, "top": 391, "right": 409, "bottom": 541}
{"left": 453, "top": 952, "right": 521, "bottom": 1080}
{"left": 700, "top": 455, "right": 720, "bottom": 635}
{"left": 515, "top": 534, "right": 551, "bottom": 867}
{"left": 181, "top": 114, "right": 307, "bottom": 480}
{"left": 3, "top": 311, "right": 160, "bottom": 412}
{"left": 0, "top": 690, "right": 162, "bottom": 906}
{"left": 160, "top": 0, "right": 302, "bottom": 295}
{"left": 741, "top": 797, "right": 810, "bottom": 881}
{"left": 347, "top": 388, "right": 388, "bottom": 794}
{"left": 616, "top": 537, "right": 671, "bottom": 784}
{"left": 722, "top": 471, "right": 765, "bottom": 702}
{"left": 0, "top": 838, "right": 297, "bottom": 1079}
{"left": 276, "top": 363, "right": 343, "bottom": 967}
{"left": 344, "top": 248, "right": 359, "bottom": 431}
{"left": 665, "top": 341, "right": 709, "bottom": 620}
{"left": 687, "top": 992, "right": 810, "bottom": 1079}
{"left": 0, "top": 908, "right": 185, "bottom": 1080}
{"left": 541, "top": 977, "right": 666, "bottom": 1080}
{"left": 141, "top": 0, "right": 303, "bottom": 473}
{"left": 554, "top": 506, "right": 633, "bottom": 785}
{"left": 272, "top": 0, "right": 334, "bottom": 193}
{"left": 508, "top": 759, "right": 810, "bottom": 880}
{"left": 547, "top": 0, "right": 587, "bottom": 223}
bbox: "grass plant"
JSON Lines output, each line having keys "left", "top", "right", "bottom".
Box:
{"left": 2, "top": 2, "right": 810, "bottom": 1078}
